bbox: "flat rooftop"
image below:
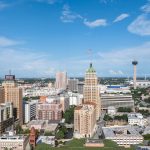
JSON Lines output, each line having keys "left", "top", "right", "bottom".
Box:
{"left": 102, "top": 125, "right": 142, "bottom": 138}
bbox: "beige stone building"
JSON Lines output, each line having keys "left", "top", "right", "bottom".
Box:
{"left": 83, "top": 63, "right": 101, "bottom": 120}
{"left": 74, "top": 102, "right": 96, "bottom": 138}
{"left": 2, "top": 75, "right": 23, "bottom": 124}
{"left": 0, "top": 87, "right": 4, "bottom": 103}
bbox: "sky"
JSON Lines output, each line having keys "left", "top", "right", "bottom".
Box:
{"left": 0, "top": 0, "right": 150, "bottom": 78}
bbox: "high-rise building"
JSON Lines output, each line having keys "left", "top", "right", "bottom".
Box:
{"left": 83, "top": 63, "right": 101, "bottom": 120}
{"left": 0, "top": 87, "right": 4, "bottom": 103}
{"left": 0, "top": 102, "right": 14, "bottom": 134}
{"left": 23, "top": 100, "right": 38, "bottom": 124}
{"left": 2, "top": 75, "right": 23, "bottom": 124}
{"left": 132, "top": 60, "right": 138, "bottom": 89}
{"left": 55, "top": 72, "right": 67, "bottom": 90}
{"left": 68, "top": 78, "right": 79, "bottom": 92}
{"left": 74, "top": 102, "right": 96, "bottom": 138}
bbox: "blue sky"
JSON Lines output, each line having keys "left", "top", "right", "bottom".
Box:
{"left": 0, "top": 0, "right": 150, "bottom": 78}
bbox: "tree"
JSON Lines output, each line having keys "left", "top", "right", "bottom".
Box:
{"left": 118, "top": 107, "right": 132, "bottom": 112}
{"left": 63, "top": 106, "right": 75, "bottom": 123}
{"left": 56, "top": 130, "right": 64, "bottom": 139}
{"left": 103, "top": 114, "right": 113, "bottom": 121}
{"left": 15, "top": 124, "right": 23, "bottom": 134}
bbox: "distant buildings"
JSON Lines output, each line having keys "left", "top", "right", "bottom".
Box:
{"left": 0, "top": 102, "right": 14, "bottom": 134}
{"left": 102, "top": 125, "right": 143, "bottom": 147}
{"left": 83, "top": 63, "right": 101, "bottom": 120}
{"left": 55, "top": 72, "right": 67, "bottom": 90}
{"left": 2, "top": 75, "right": 23, "bottom": 124}
{"left": 23, "top": 100, "right": 38, "bottom": 124}
{"left": 77, "top": 82, "right": 84, "bottom": 94}
{"left": 68, "top": 78, "right": 79, "bottom": 92}
{"left": 131, "top": 80, "right": 150, "bottom": 88}
{"left": 74, "top": 102, "right": 96, "bottom": 138}
{"left": 101, "top": 94, "right": 134, "bottom": 110}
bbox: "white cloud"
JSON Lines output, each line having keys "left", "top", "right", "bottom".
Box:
{"left": 0, "top": 48, "right": 58, "bottom": 78}
{"left": 60, "top": 4, "right": 82, "bottom": 23}
{"left": 0, "top": 1, "right": 9, "bottom": 10}
{"left": 99, "top": 0, "right": 114, "bottom": 4}
{"left": 128, "top": 14, "right": 150, "bottom": 36}
{"left": 84, "top": 19, "right": 107, "bottom": 28}
{"left": 113, "top": 13, "right": 129, "bottom": 23}
{"left": 141, "top": 0, "right": 150, "bottom": 13}
{"left": 0, "top": 36, "right": 23, "bottom": 47}
{"left": 35, "top": 0, "right": 57, "bottom": 4}
{"left": 109, "top": 70, "right": 124, "bottom": 75}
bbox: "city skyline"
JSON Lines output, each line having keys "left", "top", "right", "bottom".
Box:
{"left": 0, "top": 0, "right": 150, "bottom": 77}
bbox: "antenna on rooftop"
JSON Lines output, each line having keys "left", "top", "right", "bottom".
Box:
{"left": 9, "top": 70, "right": 11, "bottom": 75}
{"left": 87, "top": 49, "right": 93, "bottom": 64}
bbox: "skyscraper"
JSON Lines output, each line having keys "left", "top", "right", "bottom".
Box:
{"left": 83, "top": 63, "right": 101, "bottom": 120}
{"left": 55, "top": 72, "right": 67, "bottom": 90}
{"left": 2, "top": 75, "right": 23, "bottom": 124}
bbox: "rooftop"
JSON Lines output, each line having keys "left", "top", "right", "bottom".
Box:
{"left": 86, "top": 63, "right": 96, "bottom": 73}
{"left": 102, "top": 125, "right": 142, "bottom": 138}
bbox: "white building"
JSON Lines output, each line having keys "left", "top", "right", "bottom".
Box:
{"left": 0, "top": 135, "right": 28, "bottom": 150}
{"left": 130, "top": 80, "right": 150, "bottom": 88}
{"left": 36, "top": 136, "right": 55, "bottom": 146}
{"left": 68, "top": 92, "right": 83, "bottom": 106}
{"left": 102, "top": 125, "right": 143, "bottom": 147}
{"left": 24, "top": 100, "right": 38, "bottom": 124}
{"left": 128, "top": 113, "right": 148, "bottom": 126}
{"left": 107, "top": 106, "right": 116, "bottom": 116}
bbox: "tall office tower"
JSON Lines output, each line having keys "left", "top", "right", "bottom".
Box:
{"left": 55, "top": 72, "right": 67, "bottom": 90}
{"left": 0, "top": 87, "right": 4, "bottom": 103}
{"left": 68, "top": 78, "right": 79, "bottom": 92}
{"left": 83, "top": 63, "right": 101, "bottom": 120}
{"left": 2, "top": 75, "right": 23, "bottom": 124}
{"left": 74, "top": 102, "right": 96, "bottom": 138}
{"left": 132, "top": 60, "right": 138, "bottom": 89}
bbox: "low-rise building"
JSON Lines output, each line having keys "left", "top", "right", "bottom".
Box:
{"left": 0, "top": 135, "right": 28, "bottom": 150}
{"left": 28, "top": 120, "right": 45, "bottom": 130}
{"left": 107, "top": 106, "right": 116, "bottom": 116}
{"left": 102, "top": 125, "right": 143, "bottom": 147}
{"left": 36, "top": 136, "right": 55, "bottom": 146}
{"left": 101, "top": 94, "right": 134, "bottom": 110}
{"left": 128, "top": 113, "right": 148, "bottom": 126}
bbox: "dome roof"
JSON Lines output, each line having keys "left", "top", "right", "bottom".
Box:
{"left": 86, "top": 63, "right": 96, "bottom": 73}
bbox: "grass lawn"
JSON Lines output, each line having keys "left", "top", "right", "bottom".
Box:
{"left": 35, "top": 139, "right": 136, "bottom": 150}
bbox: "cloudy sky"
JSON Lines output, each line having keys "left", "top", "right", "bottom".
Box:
{"left": 0, "top": 0, "right": 150, "bottom": 78}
